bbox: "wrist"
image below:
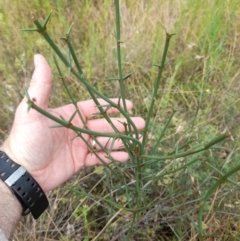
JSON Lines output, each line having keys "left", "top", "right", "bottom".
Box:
{"left": 0, "top": 179, "right": 22, "bottom": 239}
{"left": 0, "top": 148, "right": 49, "bottom": 219}
{"left": 0, "top": 142, "right": 44, "bottom": 191}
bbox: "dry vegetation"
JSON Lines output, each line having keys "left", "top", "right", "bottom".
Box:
{"left": 1, "top": 0, "right": 240, "bottom": 240}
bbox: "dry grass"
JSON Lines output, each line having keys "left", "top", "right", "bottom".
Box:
{"left": 0, "top": 0, "right": 240, "bottom": 240}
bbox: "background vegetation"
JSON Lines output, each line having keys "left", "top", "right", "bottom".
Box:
{"left": 1, "top": 0, "right": 240, "bottom": 240}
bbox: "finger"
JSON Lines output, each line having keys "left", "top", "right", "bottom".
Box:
{"left": 87, "top": 117, "right": 145, "bottom": 133}
{"left": 27, "top": 54, "right": 52, "bottom": 108}
{"left": 84, "top": 151, "right": 129, "bottom": 167}
{"left": 90, "top": 137, "right": 124, "bottom": 151}
{"left": 79, "top": 98, "right": 133, "bottom": 117}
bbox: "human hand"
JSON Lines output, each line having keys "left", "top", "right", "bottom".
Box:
{"left": 1, "top": 54, "right": 145, "bottom": 192}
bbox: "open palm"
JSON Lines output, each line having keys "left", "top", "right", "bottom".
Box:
{"left": 2, "top": 55, "right": 145, "bottom": 192}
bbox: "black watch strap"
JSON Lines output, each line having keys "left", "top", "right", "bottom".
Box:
{"left": 0, "top": 151, "right": 49, "bottom": 219}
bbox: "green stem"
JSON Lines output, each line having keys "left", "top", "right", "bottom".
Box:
{"left": 198, "top": 162, "right": 240, "bottom": 239}
{"left": 206, "top": 162, "right": 240, "bottom": 187}
{"left": 115, "top": 0, "right": 127, "bottom": 112}
{"left": 168, "top": 138, "right": 195, "bottom": 155}
{"left": 25, "top": 96, "right": 142, "bottom": 145}
{"left": 143, "top": 157, "right": 201, "bottom": 187}
{"left": 62, "top": 32, "right": 123, "bottom": 136}
{"left": 32, "top": 19, "right": 70, "bottom": 68}
{"left": 53, "top": 56, "right": 87, "bottom": 128}
{"left": 141, "top": 133, "right": 230, "bottom": 165}
{"left": 30, "top": 18, "right": 140, "bottom": 143}
{"left": 151, "top": 110, "right": 176, "bottom": 153}
{"left": 142, "top": 31, "right": 173, "bottom": 150}
{"left": 26, "top": 16, "right": 144, "bottom": 161}
{"left": 72, "top": 132, "right": 119, "bottom": 177}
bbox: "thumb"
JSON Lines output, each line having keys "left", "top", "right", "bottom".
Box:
{"left": 27, "top": 54, "right": 52, "bottom": 108}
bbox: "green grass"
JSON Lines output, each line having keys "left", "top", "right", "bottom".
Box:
{"left": 1, "top": 0, "right": 240, "bottom": 240}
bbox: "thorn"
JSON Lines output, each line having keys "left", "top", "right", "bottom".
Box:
{"left": 153, "top": 64, "right": 162, "bottom": 68}
{"left": 43, "top": 10, "right": 53, "bottom": 28}
{"left": 68, "top": 110, "right": 77, "bottom": 123}
{"left": 27, "top": 101, "right": 32, "bottom": 112}
{"left": 49, "top": 124, "right": 65, "bottom": 128}
{"left": 59, "top": 36, "right": 67, "bottom": 41}
{"left": 95, "top": 104, "right": 111, "bottom": 108}
{"left": 164, "top": 58, "right": 173, "bottom": 66}
{"left": 123, "top": 71, "right": 135, "bottom": 80}
{"left": 59, "top": 115, "right": 66, "bottom": 121}
{"left": 117, "top": 97, "right": 121, "bottom": 107}
{"left": 158, "top": 22, "right": 175, "bottom": 39}
{"left": 66, "top": 23, "right": 74, "bottom": 35}
{"left": 104, "top": 105, "right": 112, "bottom": 113}
{"left": 23, "top": 86, "right": 31, "bottom": 100}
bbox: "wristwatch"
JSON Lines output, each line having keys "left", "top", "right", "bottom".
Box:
{"left": 0, "top": 151, "right": 49, "bottom": 219}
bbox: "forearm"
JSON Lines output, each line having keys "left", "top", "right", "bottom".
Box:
{"left": 0, "top": 180, "right": 22, "bottom": 239}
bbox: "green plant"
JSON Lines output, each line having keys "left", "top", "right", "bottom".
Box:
{"left": 21, "top": 1, "right": 239, "bottom": 240}
{"left": 73, "top": 204, "right": 90, "bottom": 240}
